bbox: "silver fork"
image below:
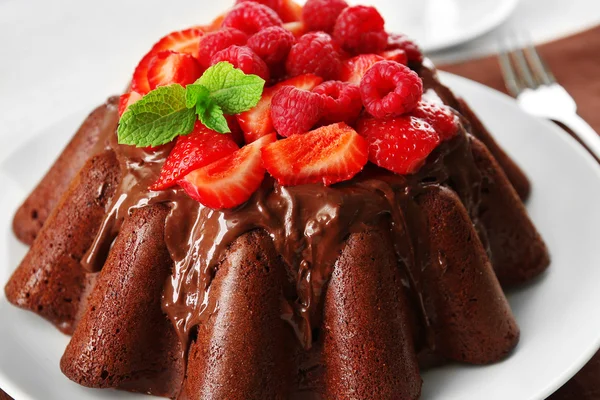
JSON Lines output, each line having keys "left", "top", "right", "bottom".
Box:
{"left": 498, "top": 37, "right": 600, "bottom": 159}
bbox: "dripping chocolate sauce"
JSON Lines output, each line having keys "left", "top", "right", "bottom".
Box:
{"left": 81, "top": 62, "right": 484, "bottom": 356}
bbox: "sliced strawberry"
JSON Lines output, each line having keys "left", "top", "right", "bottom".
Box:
{"left": 131, "top": 28, "right": 204, "bottom": 94}
{"left": 262, "top": 122, "right": 368, "bottom": 186}
{"left": 278, "top": 0, "right": 303, "bottom": 22}
{"left": 147, "top": 51, "right": 203, "bottom": 90}
{"left": 237, "top": 73, "right": 323, "bottom": 143}
{"left": 225, "top": 115, "right": 245, "bottom": 146}
{"left": 150, "top": 122, "right": 239, "bottom": 191}
{"left": 283, "top": 21, "right": 307, "bottom": 38}
{"left": 118, "top": 91, "right": 142, "bottom": 117}
{"left": 339, "top": 54, "right": 384, "bottom": 85}
{"left": 180, "top": 133, "right": 277, "bottom": 209}
{"left": 380, "top": 49, "right": 408, "bottom": 65}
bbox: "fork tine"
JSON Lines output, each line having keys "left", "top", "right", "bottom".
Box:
{"left": 523, "top": 38, "right": 556, "bottom": 85}
{"left": 498, "top": 44, "right": 523, "bottom": 97}
{"left": 510, "top": 43, "right": 538, "bottom": 89}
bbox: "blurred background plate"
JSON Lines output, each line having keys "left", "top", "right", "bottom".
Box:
{"left": 359, "top": 0, "right": 520, "bottom": 52}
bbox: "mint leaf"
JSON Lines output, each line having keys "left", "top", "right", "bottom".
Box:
{"left": 186, "top": 84, "right": 210, "bottom": 109}
{"left": 198, "top": 102, "right": 230, "bottom": 134}
{"left": 118, "top": 85, "right": 196, "bottom": 147}
{"left": 196, "top": 61, "right": 265, "bottom": 114}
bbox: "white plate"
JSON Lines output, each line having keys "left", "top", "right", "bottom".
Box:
{"left": 356, "top": 0, "right": 520, "bottom": 52}
{"left": 2, "top": 73, "right": 600, "bottom": 400}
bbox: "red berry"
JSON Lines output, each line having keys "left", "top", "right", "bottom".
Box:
{"left": 131, "top": 28, "right": 204, "bottom": 94}
{"left": 118, "top": 91, "right": 142, "bottom": 117}
{"left": 262, "top": 122, "right": 368, "bottom": 186}
{"left": 271, "top": 86, "right": 324, "bottom": 137}
{"left": 236, "top": 0, "right": 302, "bottom": 22}
{"left": 360, "top": 60, "right": 423, "bottom": 119}
{"left": 235, "top": 0, "right": 280, "bottom": 11}
{"left": 151, "top": 122, "right": 240, "bottom": 191}
{"left": 198, "top": 28, "right": 248, "bottom": 69}
{"left": 380, "top": 48, "right": 408, "bottom": 65}
{"left": 312, "top": 80, "right": 362, "bottom": 125}
{"left": 411, "top": 101, "right": 459, "bottom": 141}
{"left": 222, "top": 1, "right": 283, "bottom": 35}
{"left": 247, "top": 26, "right": 295, "bottom": 65}
{"left": 211, "top": 45, "right": 270, "bottom": 81}
{"left": 225, "top": 115, "right": 245, "bottom": 145}
{"left": 302, "top": 0, "right": 348, "bottom": 33}
{"left": 237, "top": 73, "right": 323, "bottom": 143}
{"left": 180, "top": 133, "right": 276, "bottom": 209}
{"left": 333, "top": 6, "right": 387, "bottom": 54}
{"left": 339, "top": 53, "right": 384, "bottom": 85}
{"left": 286, "top": 32, "right": 342, "bottom": 80}
{"left": 357, "top": 116, "right": 440, "bottom": 175}
{"left": 148, "top": 51, "right": 203, "bottom": 90}
{"left": 386, "top": 33, "right": 423, "bottom": 63}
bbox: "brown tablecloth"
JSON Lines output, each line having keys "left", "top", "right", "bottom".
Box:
{"left": 442, "top": 25, "right": 600, "bottom": 400}
{"left": 2, "top": 25, "right": 600, "bottom": 400}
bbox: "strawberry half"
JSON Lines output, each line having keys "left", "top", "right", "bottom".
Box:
{"left": 131, "top": 28, "right": 204, "bottom": 94}
{"left": 118, "top": 91, "right": 142, "bottom": 116}
{"left": 262, "top": 122, "right": 368, "bottom": 186}
{"left": 147, "top": 51, "right": 203, "bottom": 90}
{"left": 339, "top": 54, "right": 384, "bottom": 85}
{"left": 179, "top": 133, "right": 277, "bottom": 209}
{"left": 278, "top": 0, "right": 303, "bottom": 22}
{"left": 380, "top": 49, "right": 408, "bottom": 65}
{"left": 283, "top": 21, "right": 307, "bottom": 38}
{"left": 237, "top": 73, "right": 323, "bottom": 143}
{"left": 150, "top": 123, "right": 239, "bottom": 191}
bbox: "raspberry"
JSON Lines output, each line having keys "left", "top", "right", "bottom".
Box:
{"left": 247, "top": 26, "right": 295, "bottom": 65}
{"left": 357, "top": 116, "right": 440, "bottom": 175}
{"left": 286, "top": 32, "right": 342, "bottom": 80}
{"left": 333, "top": 6, "right": 387, "bottom": 54}
{"left": 360, "top": 61, "right": 423, "bottom": 119}
{"left": 236, "top": 0, "right": 280, "bottom": 11}
{"left": 211, "top": 45, "right": 270, "bottom": 81}
{"left": 312, "top": 80, "right": 362, "bottom": 125}
{"left": 222, "top": 1, "right": 283, "bottom": 35}
{"left": 302, "top": 0, "right": 348, "bottom": 33}
{"left": 387, "top": 33, "right": 423, "bottom": 63}
{"left": 271, "top": 86, "right": 324, "bottom": 137}
{"left": 411, "top": 101, "right": 459, "bottom": 141}
{"left": 198, "top": 28, "right": 249, "bottom": 69}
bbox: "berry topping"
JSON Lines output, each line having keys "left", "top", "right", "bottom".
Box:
{"left": 339, "top": 53, "right": 384, "bottom": 85}
{"left": 286, "top": 32, "right": 342, "bottom": 80}
{"left": 333, "top": 6, "right": 387, "bottom": 54}
{"left": 380, "top": 48, "right": 408, "bottom": 65}
{"left": 147, "top": 51, "right": 203, "bottom": 90}
{"left": 131, "top": 28, "right": 205, "bottom": 94}
{"left": 411, "top": 101, "right": 459, "bottom": 141}
{"left": 198, "top": 28, "right": 249, "bottom": 69}
{"left": 271, "top": 86, "right": 324, "bottom": 137}
{"left": 151, "top": 122, "right": 240, "bottom": 191}
{"left": 386, "top": 33, "right": 423, "bottom": 63}
{"left": 211, "top": 45, "right": 270, "bottom": 81}
{"left": 312, "top": 80, "right": 362, "bottom": 125}
{"left": 283, "top": 21, "right": 308, "bottom": 38}
{"left": 225, "top": 115, "right": 245, "bottom": 146}
{"left": 237, "top": 73, "right": 323, "bottom": 143}
{"left": 236, "top": 0, "right": 302, "bottom": 22}
{"left": 302, "top": 0, "right": 348, "bottom": 33}
{"left": 360, "top": 60, "right": 423, "bottom": 118}
{"left": 357, "top": 116, "right": 440, "bottom": 174}
{"left": 262, "top": 122, "right": 368, "bottom": 186}
{"left": 180, "top": 133, "right": 276, "bottom": 208}
{"left": 200, "top": 14, "right": 226, "bottom": 32}
{"left": 118, "top": 91, "right": 142, "bottom": 117}
{"left": 247, "top": 26, "right": 295, "bottom": 65}
{"left": 222, "top": 1, "right": 283, "bottom": 35}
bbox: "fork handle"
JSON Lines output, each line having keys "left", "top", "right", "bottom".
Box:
{"left": 558, "top": 114, "right": 600, "bottom": 161}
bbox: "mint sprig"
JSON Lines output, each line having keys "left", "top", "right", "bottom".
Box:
{"left": 117, "top": 62, "right": 265, "bottom": 147}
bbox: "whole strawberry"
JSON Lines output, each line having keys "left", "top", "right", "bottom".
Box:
{"left": 271, "top": 86, "right": 324, "bottom": 137}
{"left": 360, "top": 60, "right": 423, "bottom": 118}
{"left": 286, "top": 32, "right": 342, "bottom": 80}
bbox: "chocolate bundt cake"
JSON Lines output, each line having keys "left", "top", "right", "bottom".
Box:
{"left": 5, "top": 1, "right": 549, "bottom": 398}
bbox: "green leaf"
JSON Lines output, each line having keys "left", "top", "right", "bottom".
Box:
{"left": 196, "top": 61, "right": 265, "bottom": 114}
{"left": 117, "top": 85, "right": 196, "bottom": 147}
{"left": 186, "top": 84, "right": 210, "bottom": 109}
{"left": 198, "top": 102, "right": 230, "bottom": 133}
